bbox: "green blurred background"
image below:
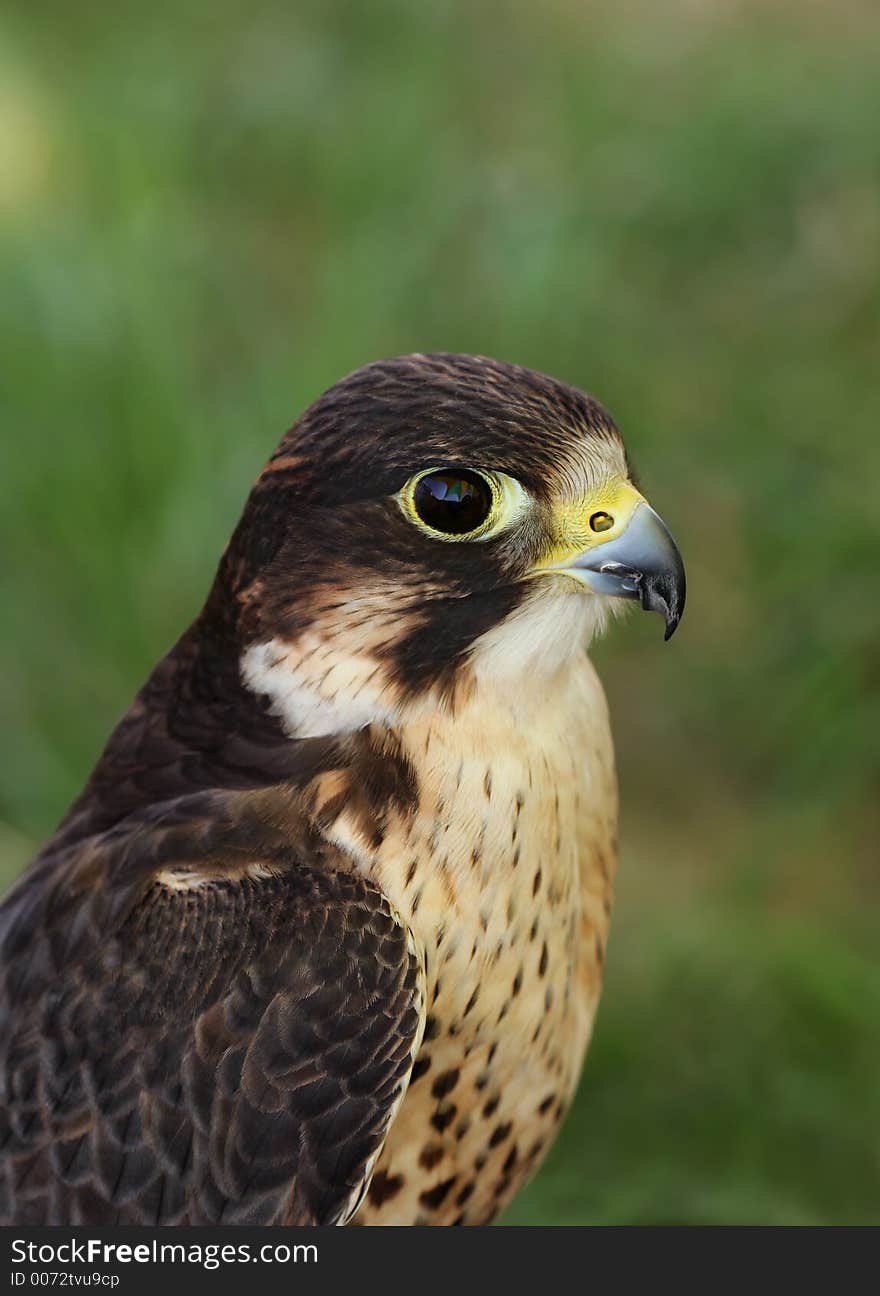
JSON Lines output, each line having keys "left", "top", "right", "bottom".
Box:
{"left": 1, "top": 0, "right": 878, "bottom": 1224}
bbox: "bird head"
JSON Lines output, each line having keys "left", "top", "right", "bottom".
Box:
{"left": 224, "top": 354, "right": 685, "bottom": 738}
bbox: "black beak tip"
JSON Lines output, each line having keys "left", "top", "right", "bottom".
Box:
{"left": 640, "top": 570, "right": 686, "bottom": 641}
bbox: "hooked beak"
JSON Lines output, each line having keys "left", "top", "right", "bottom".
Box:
{"left": 551, "top": 500, "right": 686, "bottom": 640}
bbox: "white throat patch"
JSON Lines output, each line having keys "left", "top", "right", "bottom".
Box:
{"left": 468, "top": 583, "right": 618, "bottom": 687}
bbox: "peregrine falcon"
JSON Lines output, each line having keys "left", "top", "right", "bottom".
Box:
{"left": 0, "top": 354, "right": 685, "bottom": 1225}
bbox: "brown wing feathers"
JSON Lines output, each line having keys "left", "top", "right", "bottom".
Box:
{"left": 0, "top": 792, "right": 423, "bottom": 1225}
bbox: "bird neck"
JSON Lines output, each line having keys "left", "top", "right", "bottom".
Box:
{"left": 43, "top": 584, "right": 338, "bottom": 853}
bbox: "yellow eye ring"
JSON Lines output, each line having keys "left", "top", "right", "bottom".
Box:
{"left": 589, "top": 511, "right": 615, "bottom": 533}
{"left": 398, "top": 467, "right": 526, "bottom": 542}
{"left": 399, "top": 468, "right": 500, "bottom": 541}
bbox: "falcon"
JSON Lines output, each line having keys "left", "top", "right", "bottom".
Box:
{"left": 0, "top": 354, "right": 685, "bottom": 1225}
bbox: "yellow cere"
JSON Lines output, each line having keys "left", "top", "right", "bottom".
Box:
{"left": 536, "top": 479, "right": 646, "bottom": 571}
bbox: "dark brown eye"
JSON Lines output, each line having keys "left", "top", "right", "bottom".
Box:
{"left": 413, "top": 470, "right": 494, "bottom": 535}
{"left": 589, "top": 511, "right": 615, "bottom": 533}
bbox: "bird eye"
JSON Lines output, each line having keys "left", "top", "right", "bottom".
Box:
{"left": 590, "top": 511, "right": 615, "bottom": 533}
{"left": 412, "top": 470, "right": 494, "bottom": 536}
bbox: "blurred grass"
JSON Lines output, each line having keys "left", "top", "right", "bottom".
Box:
{"left": 0, "top": 0, "right": 878, "bottom": 1224}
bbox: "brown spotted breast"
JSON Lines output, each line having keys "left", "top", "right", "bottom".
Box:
{"left": 321, "top": 650, "right": 618, "bottom": 1225}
